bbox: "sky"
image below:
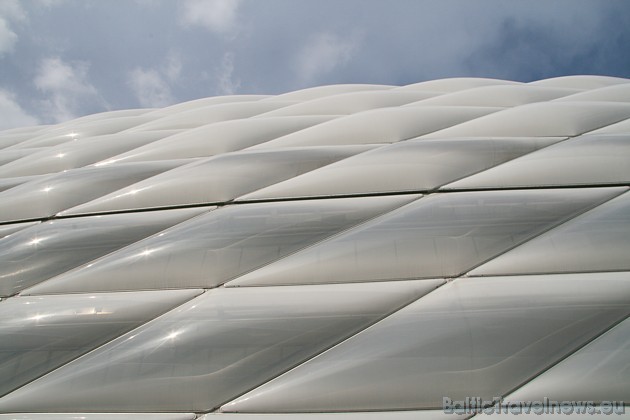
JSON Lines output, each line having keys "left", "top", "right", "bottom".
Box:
{"left": 1, "top": 0, "right": 629, "bottom": 130}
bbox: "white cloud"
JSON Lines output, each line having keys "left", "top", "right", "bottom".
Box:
{"left": 0, "top": 89, "right": 39, "bottom": 130}
{"left": 180, "top": 0, "right": 240, "bottom": 35}
{"left": 294, "top": 32, "right": 360, "bottom": 83}
{"left": 127, "top": 53, "right": 184, "bottom": 108}
{"left": 165, "top": 53, "right": 183, "bottom": 82}
{"left": 215, "top": 52, "right": 240, "bottom": 95}
{"left": 34, "top": 57, "right": 100, "bottom": 123}
{"left": 0, "top": 0, "right": 26, "bottom": 56}
{"left": 128, "top": 67, "right": 174, "bottom": 108}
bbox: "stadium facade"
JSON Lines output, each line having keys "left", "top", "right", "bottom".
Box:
{"left": 0, "top": 76, "right": 629, "bottom": 419}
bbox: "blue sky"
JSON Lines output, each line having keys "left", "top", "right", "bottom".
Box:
{"left": 1, "top": 0, "right": 629, "bottom": 129}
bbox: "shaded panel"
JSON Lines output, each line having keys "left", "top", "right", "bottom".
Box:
{"left": 0, "top": 148, "right": 44, "bottom": 166}
{"left": 240, "top": 137, "right": 560, "bottom": 201}
{"left": 60, "top": 146, "right": 374, "bottom": 215}
{"left": 443, "top": 135, "right": 630, "bottom": 189}
{"left": 553, "top": 83, "right": 630, "bottom": 102}
{"left": 251, "top": 106, "right": 498, "bottom": 149}
{"left": 423, "top": 102, "right": 630, "bottom": 138}
{"left": 0, "top": 221, "right": 39, "bottom": 240}
{"left": 412, "top": 85, "right": 578, "bottom": 107}
{"left": 529, "top": 75, "right": 630, "bottom": 89}
{"left": 470, "top": 190, "right": 630, "bottom": 276}
{"left": 0, "top": 208, "right": 208, "bottom": 297}
{"left": 99, "top": 116, "right": 334, "bottom": 164}
{"left": 222, "top": 275, "right": 630, "bottom": 412}
{"left": 0, "top": 131, "right": 178, "bottom": 177}
{"left": 25, "top": 195, "right": 416, "bottom": 294}
{"left": 0, "top": 175, "right": 39, "bottom": 193}
{"left": 128, "top": 101, "right": 296, "bottom": 131}
{"left": 0, "top": 280, "right": 443, "bottom": 412}
{"left": 230, "top": 188, "right": 622, "bottom": 286}
{"left": 506, "top": 299, "right": 630, "bottom": 402}
{"left": 397, "top": 77, "right": 520, "bottom": 92}
{"left": 258, "top": 91, "right": 439, "bottom": 117}
{"left": 0, "top": 161, "right": 184, "bottom": 223}
{"left": 0, "top": 289, "right": 201, "bottom": 397}
{"left": 10, "top": 115, "right": 157, "bottom": 149}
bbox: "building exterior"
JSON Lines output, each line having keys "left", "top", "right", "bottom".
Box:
{"left": 0, "top": 76, "right": 629, "bottom": 419}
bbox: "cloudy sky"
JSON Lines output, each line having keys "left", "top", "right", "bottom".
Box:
{"left": 1, "top": 0, "right": 629, "bottom": 129}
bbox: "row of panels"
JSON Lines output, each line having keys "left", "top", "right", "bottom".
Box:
{"left": 0, "top": 188, "right": 629, "bottom": 297}
{"left": 0, "top": 274, "right": 628, "bottom": 412}
{"left": 0, "top": 132, "right": 629, "bottom": 223}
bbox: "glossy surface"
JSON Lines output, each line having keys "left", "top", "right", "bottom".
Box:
{"left": 424, "top": 101, "right": 630, "bottom": 138}
{"left": 251, "top": 106, "right": 497, "bottom": 148}
{"left": 0, "top": 208, "right": 207, "bottom": 297}
{"left": 230, "top": 188, "right": 622, "bottom": 286}
{"left": 470, "top": 190, "right": 630, "bottom": 275}
{"left": 0, "top": 161, "right": 184, "bottom": 223}
{"left": 507, "top": 302, "right": 630, "bottom": 403}
{"left": 0, "top": 289, "right": 201, "bottom": 397}
{"left": 443, "top": 134, "right": 630, "bottom": 189}
{"left": 240, "top": 137, "right": 560, "bottom": 200}
{"left": 0, "top": 281, "right": 442, "bottom": 412}
{"left": 61, "top": 146, "right": 375, "bottom": 215}
{"left": 0, "top": 131, "right": 178, "bottom": 177}
{"left": 222, "top": 275, "right": 630, "bottom": 412}
{"left": 98, "top": 116, "right": 334, "bottom": 164}
{"left": 25, "top": 195, "right": 416, "bottom": 294}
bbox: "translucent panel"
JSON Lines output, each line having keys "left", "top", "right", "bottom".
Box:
{"left": 553, "top": 83, "right": 630, "bottom": 102}
{"left": 9, "top": 115, "right": 158, "bottom": 149}
{"left": 258, "top": 91, "right": 439, "bottom": 117}
{"left": 222, "top": 275, "right": 630, "bottom": 412}
{"left": 0, "top": 161, "right": 184, "bottom": 223}
{"left": 443, "top": 134, "right": 630, "bottom": 190}
{"left": 230, "top": 188, "right": 622, "bottom": 286}
{"left": 128, "top": 101, "right": 297, "bottom": 131}
{"left": 0, "top": 131, "right": 178, "bottom": 177}
{"left": 0, "top": 289, "right": 201, "bottom": 397}
{"left": 240, "top": 137, "right": 560, "bottom": 201}
{"left": 529, "top": 75, "right": 630, "bottom": 89}
{"left": 98, "top": 116, "right": 334, "bottom": 164}
{"left": 252, "top": 106, "right": 498, "bottom": 149}
{"left": 61, "top": 146, "right": 374, "bottom": 215}
{"left": 0, "top": 208, "right": 207, "bottom": 297}
{"left": 0, "top": 175, "right": 39, "bottom": 193}
{"left": 0, "top": 221, "right": 39, "bottom": 239}
{"left": 412, "top": 85, "right": 579, "bottom": 107}
{"left": 25, "top": 195, "right": 416, "bottom": 294}
{"left": 0, "top": 281, "right": 443, "bottom": 412}
{"left": 272, "top": 84, "right": 392, "bottom": 101}
{"left": 470, "top": 190, "right": 630, "bottom": 276}
{"left": 396, "top": 77, "right": 521, "bottom": 93}
{"left": 0, "top": 415, "right": 195, "bottom": 420}
{"left": 0, "top": 148, "right": 44, "bottom": 166}
{"left": 589, "top": 116, "right": 630, "bottom": 134}
{"left": 507, "top": 296, "right": 630, "bottom": 403}
{"left": 0, "top": 133, "right": 46, "bottom": 150}
{"left": 145, "top": 95, "right": 269, "bottom": 117}
{"left": 423, "top": 102, "right": 630, "bottom": 139}
{"left": 59, "top": 108, "right": 154, "bottom": 123}
{"left": 204, "top": 411, "right": 459, "bottom": 420}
